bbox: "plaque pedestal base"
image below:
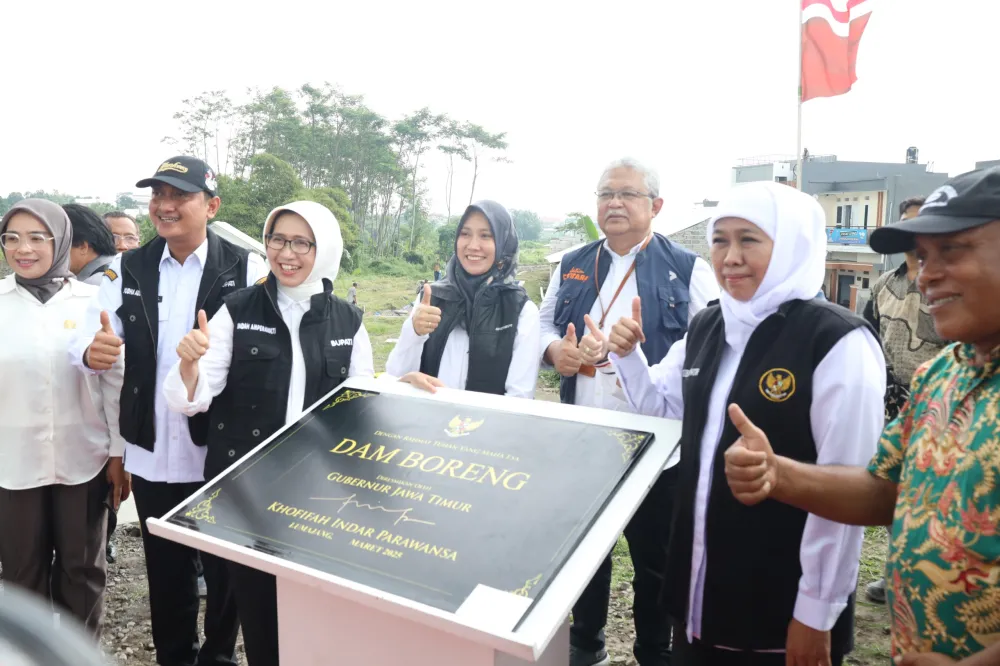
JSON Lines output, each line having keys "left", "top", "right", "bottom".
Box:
{"left": 277, "top": 576, "right": 569, "bottom": 665}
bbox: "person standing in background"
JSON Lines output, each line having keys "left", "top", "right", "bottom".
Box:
{"left": 102, "top": 211, "right": 142, "bottom": 253}
{"left": 65, "top": 204, "right": 118, "bottom": 286}
{"left": 347, "top": 281, "right": 358, "bottom": 305}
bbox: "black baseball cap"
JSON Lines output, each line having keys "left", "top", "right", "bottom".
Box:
{"left": 869, "top": 167, "right": 1000, "bottom": 254}
{"left": 135, "top": 156, "right": 219, "bottom": 197}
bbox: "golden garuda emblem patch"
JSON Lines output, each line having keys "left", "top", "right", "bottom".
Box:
{"left": 759, "top": 368, "right": 796, "bottom": 403}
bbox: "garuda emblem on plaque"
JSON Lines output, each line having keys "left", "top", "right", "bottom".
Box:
{"left": 445, "top": 415, "right": 484, "bottom": 438}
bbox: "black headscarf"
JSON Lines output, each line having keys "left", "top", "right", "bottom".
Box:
{"left": 436, "top": 200, "right": 521, "bottom": 329}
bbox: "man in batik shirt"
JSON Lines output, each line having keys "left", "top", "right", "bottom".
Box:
{"left": 863, "top": 196, "right": 949, "bottom": 604}
{"left": 721, "top": 168, "right": 1000, "bottom": 664}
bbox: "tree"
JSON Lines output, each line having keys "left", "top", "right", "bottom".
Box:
{"left": 558, "top": 212, "right": 600, "bottom": 241}
{"left": 437, "top": 120, "right": 468, "bottom": 223}
{"left": 163, "top": 90, "right": 235, "bottom": 172}
{"left": 458, "top": 123, "right": 509, "bottom": 205}
{"left": 510, "top": 209, "right": 543, "bottom": 241}
{"left": 393, "top": 108, "right": 444, "bottom": 252}
{"left": 116, "top": 193, "right": 139, "bottom": 210}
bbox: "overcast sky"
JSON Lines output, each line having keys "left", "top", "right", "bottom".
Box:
{"left": 2, "top": 0, "right": 996, "bottom": 221}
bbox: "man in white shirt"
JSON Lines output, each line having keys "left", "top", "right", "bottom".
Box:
{"left": 538, "top": 158, "right": 719, "bottom": 666}
{"left": 71, "top": 156, "right": 268, "bottom": 666}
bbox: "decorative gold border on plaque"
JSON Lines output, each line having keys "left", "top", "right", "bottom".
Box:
{"left": 322, "top": 389, "right": 375, "bottom": 411}
{"left": 606, "top": 430, "right": 647, "bottom": 462}
{"left": 185, "top": 488, "right": 220, "bottom": 524}
{"left": 510, "top": 574, "right": 543, "bottom": 597}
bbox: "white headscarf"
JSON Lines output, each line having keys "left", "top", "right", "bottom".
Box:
{"left": 262, "top": 200, "right": 344, "bottom": 303}
{"left": 706, "top": 181, "right": 828, "bottom": 348}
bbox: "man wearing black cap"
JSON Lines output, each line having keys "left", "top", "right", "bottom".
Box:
{"left": 719, "top": 166, "right": 1000, "bottom": 663}
{"left": 70, "top": 156, "right": 268, "bottom": 666}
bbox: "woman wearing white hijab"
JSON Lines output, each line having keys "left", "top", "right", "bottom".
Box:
{"left": 600, "top": 182, "right": 886, "bottom": 666}
{"left": 163, "top": 200, "right": 374, "bottom": 665}
{"left": 0, "top": 199, "right": 128, "bottom": 638}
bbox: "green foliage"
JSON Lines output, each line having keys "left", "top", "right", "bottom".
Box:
{"left": 0, "top": 190, "right": 76, "bottom": 217}
{"left": 136, "top": 214, "right": 156, "bottom": 244}
{"left": 437, "top": 221, "right": 458, "bottom": 261}
{"left": 518, "top": 241, "right": 548, "bottom": 266}
{"left": 164, "top": 84, "right": 509, "bottom": 265}
{"left": 511, "top": 209, "right": 543, "bottom": 242}
{"left": 558, "top": 212, "right": 599, "bottom": 241}
{"left": 116, "top": 193, "right": 139, "bottom": 210}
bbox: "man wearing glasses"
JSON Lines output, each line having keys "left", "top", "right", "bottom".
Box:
{"left": 71, "top": 156, "right": 267, "bottom": 666}
{"left": 103, "top": 211, "right": 142, "bottom": 252}
{"left": 538, "top": 158, "right": 718, "bottom": 666}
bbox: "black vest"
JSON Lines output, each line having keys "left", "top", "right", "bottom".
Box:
{"left": 419, "top": 284, "right": 528, "bottom": 396}
{"left": 204, "top": 275, "right": 362, "bottom": 479}
{"left": 665, "top": 298, "right": 873, "bottom": 653}
{"left": 117, "top": 230, "right": 251, "bottom": 451}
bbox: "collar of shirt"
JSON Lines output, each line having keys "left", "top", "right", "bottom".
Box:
{"left": 954, "top": 342, "right": 1000, "bottom": 374}
{"left": 276, "top": 288, "right": 311, "bottom": 314}
{"left": 159, "top": 237, "right": 209, "bottom": 269}
{"left": 602, "top": 235, "right": 650, "bottom": 261}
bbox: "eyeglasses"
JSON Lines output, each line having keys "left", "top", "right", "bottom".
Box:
{"left": 265, "top": 235, "right": 316, "bottom": 254}
{"left": 596, "top": 190, "right": 654, "bottom": 203}
{"left": 113, "top": 234, "right": 141, "bottom": 248}
{"left": 0, "top": 232, "right": 55, "bottom": 250}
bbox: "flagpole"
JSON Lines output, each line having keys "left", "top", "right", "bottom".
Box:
{"left": 796, "top": 0, "right": 804, "bottom": 191}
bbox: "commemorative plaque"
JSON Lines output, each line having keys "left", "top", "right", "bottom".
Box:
{"left": 168, "top": 387, "right": 653, "bottom": 625}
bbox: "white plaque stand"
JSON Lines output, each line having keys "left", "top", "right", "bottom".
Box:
{"left": 149, "top": 377, "right": 681, "bottom": 665}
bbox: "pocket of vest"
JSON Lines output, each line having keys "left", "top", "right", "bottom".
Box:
{"left": 658, "top": 284, "right": 690, "bottom": 331}
{"left": 324, "top": 348, "right": 351, "bottom": 378}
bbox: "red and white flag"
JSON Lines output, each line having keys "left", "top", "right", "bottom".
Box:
{"left": 801, "top": 0, "right": 873, "bottom": 102}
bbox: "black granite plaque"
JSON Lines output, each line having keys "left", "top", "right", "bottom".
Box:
{"left": 169, "top": 387, "right": 653, "bottom": 624}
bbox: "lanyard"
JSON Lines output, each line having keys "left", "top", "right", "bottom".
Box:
{"left": 593, "top": 234, "right": 652, "bottom": 328}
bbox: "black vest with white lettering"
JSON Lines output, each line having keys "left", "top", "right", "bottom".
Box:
{"left": 665, "top": 298, "right": 873, "bottom": 652}
{"left": 204, "top": 274, "right": 362, "bottom": 479}
{"left": 419, "top": 283, "right": 528, "bottom": 395}
{"left": 117, "top": 230, "right": 250, "bottom": 451}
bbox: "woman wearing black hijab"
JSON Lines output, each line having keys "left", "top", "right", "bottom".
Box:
{"left": 386, "top": 200, "right": 541, "bottom": 397}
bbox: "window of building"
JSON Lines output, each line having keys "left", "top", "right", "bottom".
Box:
{"left": 836, "top": 206, "right": 842, "bottom": 227}
{"left": 862, "top": 278, "right": 870, "bottom": 288}
{"left": 843, "top": 205, "right": 853, "bottom": 228}
{"left": 864, "top": 204, "right": 869, "bottom": 228}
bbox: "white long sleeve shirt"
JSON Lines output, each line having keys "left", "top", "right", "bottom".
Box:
{"left": 68, "top": 240, "right": 269, "bottom": 483}
{"left": 0, "top": 276, "right": 125, "bottom": 490}
{"left": 384, "top": 298, "right": 541, "bottom": 399}
{"left": 538, "top": 238, "right": 719, "bottom": 412}
{"left": 611, "top": 327, "right": 886, "bottom": 640}
{"left": 163, "top": 291, "right": 374, "bottom": 422}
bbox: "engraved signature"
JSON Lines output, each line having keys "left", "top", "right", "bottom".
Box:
{"left": 309, "top": 494, "right": 436, "bottom": 527}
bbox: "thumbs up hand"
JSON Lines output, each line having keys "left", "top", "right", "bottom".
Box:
{"left": 608, "top": 297, "right": 645, "bottom": 358}
{"left": 412, "top": 284, "right": 442, "bottom": 336}
{"left": 84, "top": 310, "right": 123, "bottom": 370}
{"left": 723, "top": 403, "right": 778, "bottom": 505}
{"left": 549, "top": 322, "right": 583, "bottom": 377}
{"left": 580, "top": 314, "right": 609, "bottom": 365}
{"left": 177, "top": 310, "right": 211, "bottom": 365}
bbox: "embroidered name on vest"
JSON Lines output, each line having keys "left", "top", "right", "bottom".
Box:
{"left": 236, "top": 322, "right": 277, "bottom": 334}
{"left": 681, "top": 368, "right": 700, "bottom": 377}
{"left": 563, "top": 267, "right": 588, "bottom": 282}
{"left": 495, "top": 323, "right": 513, "bottom": 331}
{"left": 222, "top": 279, "right": 236, "bottom": 288}
{"left": 330, "top": 338, "right": 353, "bottom": 347}
{"left": 123, "top": 287, "right": 141, "bottom": 297}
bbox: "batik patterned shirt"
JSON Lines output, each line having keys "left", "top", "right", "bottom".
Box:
{"left": 868, "top": 343, "right": 1000, "bottom": 659}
